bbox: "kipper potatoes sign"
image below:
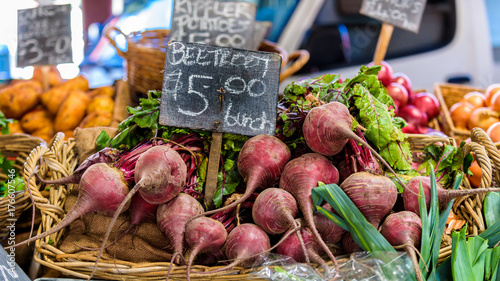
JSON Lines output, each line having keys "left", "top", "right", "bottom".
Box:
{"left": 159, "top": 41, "right": 282, "bottom": 136}
{"left": 169, "top": 0, "right": 256, "bottom": 49}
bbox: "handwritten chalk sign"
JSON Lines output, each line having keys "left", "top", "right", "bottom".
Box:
{"left": 159, "top": 41, "right": 282, "bottom": 136}
{"left": 169, "top": 0, "right": 256, "bottom": 49}
{"left": 17, "top": 4, "right": 72, "bottom": 67}
{"left": 0, "top": 247, "right": 31, "bottom": 281}
{"left": 360, "top": 0, "right": 427, "bottom": 33}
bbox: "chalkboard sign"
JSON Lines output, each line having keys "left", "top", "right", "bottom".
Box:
{"left": 159, "top": 41, "right": 282, "bottom": 136}
{"left": 360, "top": 0, "right": 427, "bottom": 33}
{"left": 169, "top": 0, "right": 256, "bottom": 50}
{"left": 17, "top": 4, "right": 72, "bottom": 67}
{"left": 0, "top": 247, "right": 31, "bottom": 281}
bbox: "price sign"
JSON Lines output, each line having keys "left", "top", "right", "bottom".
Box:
{"left": 169, "top": 0, "right": 256, "bottom": 50}
{"left": 0, "top": 247, "right": 31, "bottom": 281}
{"left": 17, "top": 4, "right": 72, "bottom": 67}
{"left": 360, "top": 0, "right": 427, "bottom": 33}
{"left": 159, "top": 41, "right": 282, "bottom": 136}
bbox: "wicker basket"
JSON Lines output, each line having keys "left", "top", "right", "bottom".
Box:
{"left": 23, "top": 132, "right": 491, "bottom": 279}
{"left": 0, "top": 134, "right": 46, "bottom": 239}
{"left": 105, "top": 27, "right": 310, "bottom": 94}
{"left": 434, "top": 83, "right": 485, "bottom": 144}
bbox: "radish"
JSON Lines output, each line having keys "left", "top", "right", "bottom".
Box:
{"left": 402, "top": 176, "right": 500, "bottom": 215}
{"left": 194, "top": 223, "right": 271, "bottom": 275}
{"left": 340, "top": 172, "right": 398, "bottom": 227}
{"left": 252, "top": 188, "right": 299, "bottom": 235}
{"left": 198, "top": 134, "right": 291, "bottom": 217}
{"left": 34, "top": 147, "right": 120, "bottom": 185}
{"left": 279, "top": 153, "right": 340, "bottom": 271}
{"left": 184, "top": 217, "right": 227, "bottom": 281}
{"left": 302, "top": 101, "right": 405, "bottom": 186}
{"left": 157, "top": 193, "right": 204, "bottom": 264}
{"left": 8, "top": 163, "right": 130, "bottom": 248}
{"left": 380, "top": 211, "right": 423, "bottom": 281}
{"left": 313, "top": 203, "right": 345, "bottom": 244}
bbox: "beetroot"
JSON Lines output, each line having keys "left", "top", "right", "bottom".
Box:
{"left": 199, "top": 134, "right": 291, "bottom": 217}
{"left": 34, "top": 147, "right": 120, "bottom": 185}
{"left": 380, "top": 211, "right": 423, "bottom": 281}
{"left": 403, "top": 176, "right": 500, "bottom": 215}
{"left": 302, "top": 102, "right": 403, "bottom": 184}
{"left": 279, "top": 153, "right": 340, "bottom": 270}
{"left": 252, "top": 188, "right": 298, "bottom": 235}
{"left": 184, "top": 217, "right": 227, "bottom": 281}
{"left": 9, "top": 163, "right": 130, "bottom": 248}
{"left": 276, "top": 227, "right": 327, "bottom": 268}
{"left": 340, "top": 172, "right": 398, "bottom": 227}
{"left": 157, "top": 193, "right": 204, "bottom": 264}
{"left": 313, "top": 203, "right": 345, "bottom": 244}
{"left": 90, "top": 145, "right": 187, "bottom": 278}
{"left": 195, "top": 224, "right": 271, "bottom": 275}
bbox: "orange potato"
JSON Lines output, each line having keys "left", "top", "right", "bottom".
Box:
{"left": 87, "top": 95, "right": 115, "bottom": 115}
{"left": 0, "top": 81, "right": 43, "bottom": 119}
{"left": 20, "top": 107, "right": 53, "bottom": 134}
{"left": 54, "top": 90, "right": 90, "bottom": 132}
{"left": 41, "top": 76, "right": 90, "bottom": 115}
{"left": 87, "top": 86, "right": 114, "bottom": 99}
{"left": 79, "top": 111, "right": 113, "bottom": 128}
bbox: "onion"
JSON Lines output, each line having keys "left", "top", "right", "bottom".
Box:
{"left": 486, "top": 122, "right": 500, "bottom": 143}
{"left": 449, "top": 101, "right": 475, "bottom": 129}
{"left": 410, "top": 92, "right": 440, "bottom": 120}
{"left": 392, "top": 72, "right": 412, "bottom": 94}
{"left": 463, "top": 91, "right": 486, "bottom": 109}
{"left": 485, "top": 83, "right": 500, "bottom": 106}
{"left": 368, "top": 61, "right": 393, "bottom": 86}
{"left": 386, "top": 82, "right": 409, "bottom": 107}
{"left": 467, "top": 107, "right": 500, "bottom": 131}
{"left": 399, "top": 105, "right": 428, "bottom": 127}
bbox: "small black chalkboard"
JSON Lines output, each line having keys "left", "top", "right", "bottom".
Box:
{"left": 360, "top": 0, "right": 427, "bottom": 33}
{"left": 0, "top": 247, "right": 31, "bottom": 281}
{"left": 169, "top": 0, "right": 256, "bottom": 50}
{"left": 17, "top": 4, "right": 72, "bottom": 67}
{"left": 159, "top": 41, "right": 282, "bottom": 136}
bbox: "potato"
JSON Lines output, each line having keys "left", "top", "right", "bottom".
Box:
{"left": 87, "top": 86, "right": 114, "bottom": 99}
{"left": 79, "top": 111, "right": 113, "bottom": 128}
{"left": 41, "top": 75, "right": 90, "bottom": 115}
{"left": 20, "top": 107, "right": 53, "bottom": 134}
{"left": 54, "top": 90, "right": 90, "bottom": 132}
{"left": 87, "top": 95, "right": 114, "bottom": 115}
{"left": 6, "top": 122, "right": 25, "bottom": 134}
{"left": 0, "top": 81, "right": 43, "bottom": 119}
{"left": 32, "top": 66, "right": 63, "bottom": 88}
{"left": 31, "top": 124, "right": 55, "bottom": 143}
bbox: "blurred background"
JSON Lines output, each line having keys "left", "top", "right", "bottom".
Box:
{"left": 0, "top": 0, "right": 499, "bottom": 90}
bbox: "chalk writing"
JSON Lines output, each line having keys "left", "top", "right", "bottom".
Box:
{"left": 170, "top": 0, "right": 256, "bottom": 49}
{"left": 160, "top": 41, "right": 281, "bottom": 136}
{"left": 17, "top": 4, "right": 72, "bottom": 67}
{"left": 360, "top": 0, "right": 427, "bottom": 33}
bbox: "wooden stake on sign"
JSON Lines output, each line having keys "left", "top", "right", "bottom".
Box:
{"left": 373, "top": 23, "right": 394, "bottom": 65}
{"left": 41, "top": 66, "right": 50, "bottom": 91}
{"left": 205, "top": 132, "right": 223, "bottom": 209}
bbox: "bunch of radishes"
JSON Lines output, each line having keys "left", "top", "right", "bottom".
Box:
{"left": 372, "top": 61, "right": 441, "bottom": 134}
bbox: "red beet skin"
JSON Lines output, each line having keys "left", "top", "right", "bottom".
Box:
{"left": 340, "top": 172, "right": 398, "bottom": 227}
{"left": 252, "top": 188, "right": 298, "bottom": 235}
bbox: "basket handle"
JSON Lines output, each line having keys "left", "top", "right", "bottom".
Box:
{"left": 462, "top": 141, "right": 493, "bottom": 189}
{"left": 104, "top": 26, "right": 128, "bottom": 58}
{"left": 279, "top": 49, "right": 310, "bottom": 83}
{"left": 470, "top": 127, "right": 500, "bottom": 184}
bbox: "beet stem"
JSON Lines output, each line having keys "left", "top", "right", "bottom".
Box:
{"left": 406, "top": 245, "right": 424, "bottom": 281}
{"left": 341, "top": 127, "right": 407, "bottom": 189}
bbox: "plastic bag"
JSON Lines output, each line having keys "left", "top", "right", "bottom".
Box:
{"left": 250, "top": 251, "right": 415, "bottom": 281}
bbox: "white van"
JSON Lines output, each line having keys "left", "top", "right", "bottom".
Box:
{"left": 260, "top": 0, "right": 500, "bottom": 91}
